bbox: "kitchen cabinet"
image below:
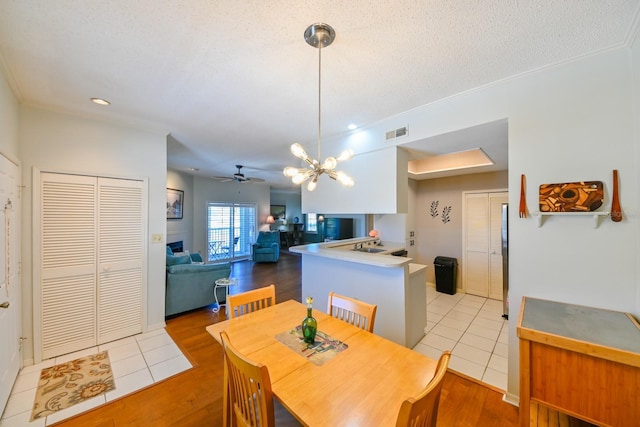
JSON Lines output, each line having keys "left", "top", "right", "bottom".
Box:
{"left": 518, "top": 297, "right": 640, "bottom": 426}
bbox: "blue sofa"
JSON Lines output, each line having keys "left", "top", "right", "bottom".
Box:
{"left": 252, "top": 231, "right": 280, "bottom": 263}
{"left": 165, "top": 247, "right": 231, "bottom": 316}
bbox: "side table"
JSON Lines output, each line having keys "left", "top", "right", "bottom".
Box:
{"left": 213, "top": 277, "right": 238, "bottom": 314}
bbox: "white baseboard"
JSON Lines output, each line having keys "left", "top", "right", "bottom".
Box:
{"left": 146, "top": 321, "right": 167, "bottom": 332}
{"left": 503, "top": 391, "right": 519, "bottom": 407}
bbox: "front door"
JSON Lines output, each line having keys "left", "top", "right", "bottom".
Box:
{"left": 0, "top": 154, "right": 21, "bottom": 414}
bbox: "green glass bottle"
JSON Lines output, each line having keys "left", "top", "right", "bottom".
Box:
{"left": 302, "top": 296, "right": 317, "bottom": 344}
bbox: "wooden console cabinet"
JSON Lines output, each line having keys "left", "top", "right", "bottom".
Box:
{"left": 517, "top": 297, "right": 640, "bottom": 427}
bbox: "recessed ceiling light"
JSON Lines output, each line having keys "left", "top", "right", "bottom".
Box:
{"left": 347, "top": 124, "right": 357, "bottom": 130}
{"left": 90, "top": 97, "right": 110, "bottom": 106}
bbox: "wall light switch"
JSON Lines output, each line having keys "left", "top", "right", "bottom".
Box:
{"left": 152, "top": 234, "right": 163, "bottom": 243}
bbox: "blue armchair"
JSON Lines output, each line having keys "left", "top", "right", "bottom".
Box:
{"left": 252, "top": 231, "right": 280, "bottom": 262}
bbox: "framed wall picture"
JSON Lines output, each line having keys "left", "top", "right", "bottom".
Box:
{"left": 167, "top": 188, "right": 184, "bottom": 219}
{"left": 270, "top": 204, "right": 286, "bottom": 220}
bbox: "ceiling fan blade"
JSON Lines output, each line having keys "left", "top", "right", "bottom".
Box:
{"left": 211, "top": 176, "right": 234, "bottom": 182}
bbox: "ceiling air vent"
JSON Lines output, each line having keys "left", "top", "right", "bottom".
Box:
{"left": 385, "top": 126, "right": 408, "bottom": 141}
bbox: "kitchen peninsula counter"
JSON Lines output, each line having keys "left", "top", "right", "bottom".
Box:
{"left": 290, "top": 238, "right": 427, "bottom": 347}
{"left": 290, "top": 238, "right": 409, "bottom": 267}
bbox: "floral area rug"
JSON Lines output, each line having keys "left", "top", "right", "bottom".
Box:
{"left": 31, "top": 351, "right": 115, "bottom": 421}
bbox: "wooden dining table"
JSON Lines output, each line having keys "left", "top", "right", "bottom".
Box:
{"left": 206, "top": 299, "right": 438, "bottom": 427}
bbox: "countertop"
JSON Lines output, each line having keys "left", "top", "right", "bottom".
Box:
{"left": 289, "top": 237, "right": 413, "bottom": 268}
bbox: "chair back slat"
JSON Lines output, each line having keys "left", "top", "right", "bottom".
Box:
{"left": 395, "top": 351, "right": 451, "bottom": 427}
{"left": 221, "top": 331, "right": 275, "bottom": 427}
{"left": 228, "top": 284, "right": 276, "bottom": 319}
{"left": 327, "top": 292, "right": 377, "bottom": 333}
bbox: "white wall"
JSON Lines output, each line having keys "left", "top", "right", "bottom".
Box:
{"left": 416, "top": 171, "right": 508, "bottom": 287}
{"left": 632, "top": 25, "right": 640, "bottom": 318}
{"left": 19, "top": 106, "right": 168, "bottom": 364}
{"left": 310, "top": 46, "right": 639, "bottom": 402}
{"left": 302, "top": 146, "right": 409, "bottom": 214}
{"left": 269, "top": 189, "right": 302, "bottom": 230}
{"left": 191, "top": 177, "right": 270, "bottom": 257}
{"left": 167, "top": 169, "right": 194, "bottom": 251}
{"left": 0, "top": 67, "right": 19, "bottom": 161}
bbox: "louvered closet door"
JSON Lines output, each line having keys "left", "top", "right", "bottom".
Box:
{"left": 97, "top": 178, "right": 143, "bottom": 344}
{"left": 39, "top": 174, "right": 145, "bottom": 360}
{"left": 40, "top": 173, "right": 97, "bottom": 359}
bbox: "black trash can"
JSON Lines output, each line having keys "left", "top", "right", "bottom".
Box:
{"left": 434, "top": 256, "right": 457, "bottom": 295}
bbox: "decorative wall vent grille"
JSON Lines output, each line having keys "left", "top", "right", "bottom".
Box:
{"left": 385, "top": 126, "right": 408, "bottom": 141}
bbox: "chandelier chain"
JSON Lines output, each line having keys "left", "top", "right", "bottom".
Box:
{"left": 317, "top": 43, "right": 322, "bottom": 162}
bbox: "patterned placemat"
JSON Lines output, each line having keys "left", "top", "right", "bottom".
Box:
{"left": 276, "top": 325, "right": 348, "bottom": 366}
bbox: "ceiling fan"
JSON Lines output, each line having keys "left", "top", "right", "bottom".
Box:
{"left": 212, "top": 165, "right": 265, "bottom": 183}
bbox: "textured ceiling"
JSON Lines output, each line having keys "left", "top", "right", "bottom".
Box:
{"left": 1, "top": 1, "right": 638, "bottom": 190}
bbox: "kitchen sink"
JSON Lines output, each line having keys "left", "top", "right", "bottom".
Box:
{"left": 352, "top": 247, "right": 386, "bottom": 253}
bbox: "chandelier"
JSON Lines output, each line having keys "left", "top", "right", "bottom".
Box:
{"left": 283, "top": 23, "right": 354, "bottom": 192}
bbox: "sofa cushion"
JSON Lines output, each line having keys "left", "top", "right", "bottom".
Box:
{"left": 166, "top": 254, "right": 192, "bottom": 266}
{"left": 166, "top": 262, "right": 230, "bottom": 275}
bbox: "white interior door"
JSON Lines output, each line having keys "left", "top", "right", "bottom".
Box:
{"left": 463, "top": 191, "right": 507, "bottom": 299}
{"left": 97, "top": 178, "right": 144, "bottom": 344}
{"left": 0, "top": 155, "right": 21, "bottom": 415}
{"left": 489, "top": 193, "right": 508, "bottom": 300}
{"left": 464, "top": 193, "right": 490, "bottom": 297}
{"left": 38, "top": 173, "right": 97, "bottom": 360}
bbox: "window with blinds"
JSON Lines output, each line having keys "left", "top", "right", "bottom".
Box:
{"left": 207, "top": 202, "right": 256, "bottom": 262}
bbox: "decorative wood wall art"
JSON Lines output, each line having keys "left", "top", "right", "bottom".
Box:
{"left": 610, "top": 170, "right": 622, "bottom": 222}
{"left": 519, "top": 174, "right": 527, "bottom": 218}
{"left": 539, "top": 181, "right": 603, "bottom": 212}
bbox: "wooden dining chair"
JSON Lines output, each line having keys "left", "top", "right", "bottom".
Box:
{"left": 227, "top": 284, "right": 276, "bottom": 318}
{"left": 395, "top": 351, "right": 451, "bottom": 427}
{"left": 327, "top": 291, "right": 377, "bottom": 333}
{"left": 221, "top": 330, "right": 275, "bottom": 427}
{"left": 220, "top": 331, "right": 301, "bottom": 427}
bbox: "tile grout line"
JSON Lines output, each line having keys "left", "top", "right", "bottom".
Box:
{"left": 421, "top": 291, "right": 507, "bottom": 389}
{"left": 1, "top": 330, "right": 190, "bottom": 425}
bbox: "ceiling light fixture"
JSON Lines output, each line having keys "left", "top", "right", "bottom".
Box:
{"left": 283, "top": 23, "right": 354, "bottom": 192}
{"left": 90, "top": 97, "right": 110, "bottom": 106}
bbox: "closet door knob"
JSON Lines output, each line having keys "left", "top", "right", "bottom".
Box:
{"left": 0, "top": 301, "right": 9, "bottom": 309}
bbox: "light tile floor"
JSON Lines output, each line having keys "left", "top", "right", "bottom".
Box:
{"left": 0, "top": 329, "right": 191, "bottom": 427}
{"left": 413, "top": 287, "right": 508, "bottom": 391}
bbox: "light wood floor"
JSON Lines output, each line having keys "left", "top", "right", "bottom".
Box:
{"left": 49, "top": 252, "right": 589, "bottom": 426}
